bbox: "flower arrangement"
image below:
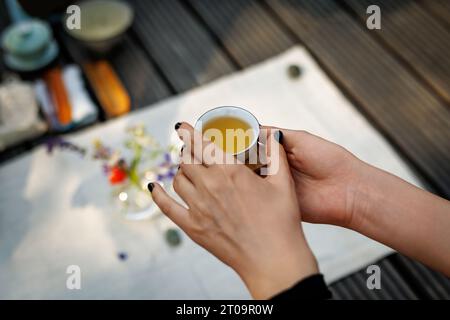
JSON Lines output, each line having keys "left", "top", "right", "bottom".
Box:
{"left": 46, "top": 124, "right": 180, "bottom": 220}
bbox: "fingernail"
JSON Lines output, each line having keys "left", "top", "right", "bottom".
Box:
{"left": 181, "top": 146, "right": 184, "bottom": 153}
{"left": 274, "top": 130, "right": 283, "bottom": 144}
{"left": 175, "top": 122, "right": 182, "bottom": 130}
{"left": 147, "top": 182, "right": 154, "bottom": 193}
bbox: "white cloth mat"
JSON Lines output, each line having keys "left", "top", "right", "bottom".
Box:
{"left": 0, "top": 46, "right": 423, "bottom": 299}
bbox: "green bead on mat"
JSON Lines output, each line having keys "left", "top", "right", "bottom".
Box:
{"left": 165, "top": 228, "right": 182, "bottom": 247}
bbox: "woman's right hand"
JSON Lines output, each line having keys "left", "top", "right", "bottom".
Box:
{"left": 264, "top": 128, "right": 367, "bottom": 228}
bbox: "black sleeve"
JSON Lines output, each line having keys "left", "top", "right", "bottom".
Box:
{"left": 269, "top": 274, "right": 332, "bottom": 300}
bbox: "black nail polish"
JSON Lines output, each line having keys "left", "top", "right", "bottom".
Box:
{"left": 175, "top": 122, "right": 182, "bottom": 130}
{"left": 181, "top": 146, "right": 184, "bottom": 153}
{"left": 274, "top": 130, "right": 283, "bottom": 144}
{"left": 147, "top": 182, "right": 154, "bottom": 193}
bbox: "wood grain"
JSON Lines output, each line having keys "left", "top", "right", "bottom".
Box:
{"left": 344, "top": 0, "right": 450, "bottom": 105}
{"left": 266, "top": 0, "right": 450, "bottom": 197}
{"left": 130, "top": 0, "right": 235, "bottom": 92}
{"left": 189, "top": 0, "right": 294, "bottom": 67}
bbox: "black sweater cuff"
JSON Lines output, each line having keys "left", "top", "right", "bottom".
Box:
{"left": 269, "top": 274, "right": 332, "bottom": 300}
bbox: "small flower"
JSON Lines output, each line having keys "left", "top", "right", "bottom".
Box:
{"left": 164, "top": 152, "right": 171, "bottom": 163}
{"left": 102, "top": 163, "right": 111, "bottom": 175}
{"left": 166, "top": 170, "right": 176, "bottom": 179}
{"left": 109, "top": 165, "right": 127, "bottom": 185}
{"left": 93, "top": 140, "right": 112, "bottom": 160}
{"left": 155, "top": 155, "right": 178, "bottom": 182}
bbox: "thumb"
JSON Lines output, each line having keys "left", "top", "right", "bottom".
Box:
{"left": 260, "top": 125, "right": 304, "bottom": 151}
{"left": 263, "top": 129, "right": 291, "bottom": 183}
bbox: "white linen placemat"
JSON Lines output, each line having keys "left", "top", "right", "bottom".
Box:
{"left": 0, "top": 46, "right": 422, "bottom": 299}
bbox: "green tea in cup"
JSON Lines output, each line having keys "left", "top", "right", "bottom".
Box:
{"left": 202, "top": 115, "right": 254, "bottom": 154}
{"left": 195, "top": 106, "right": 260, "bottom": 157}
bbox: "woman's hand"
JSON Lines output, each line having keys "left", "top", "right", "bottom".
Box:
{"left": 149, "top": 123, "right": 318, "bottom": 299}
{"left": 263, "top": 127, "right": 366, "bottom": 228}
{"left": 268, "top": 127, "right": 450, "bottom": 276}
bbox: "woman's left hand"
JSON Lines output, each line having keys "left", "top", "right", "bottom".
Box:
{"left": 149, "top": 122, "right": 318, "bottom": 299}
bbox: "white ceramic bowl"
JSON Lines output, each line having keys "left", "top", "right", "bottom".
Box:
{"left": 64, "top": 0, "right": 134, "bottom": 53}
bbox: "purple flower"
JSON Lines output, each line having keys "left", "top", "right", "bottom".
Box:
{"left": 102, "top": 163, "right": 111, "bottom": 175}
{"left": 45, "top": 137, "right": 63, "bottom": 154}
{"left": 167, "top": 170, "right": 176, "bottom": 179}
{"left": 45, "top": 137, "right": 86, "bottom": 156}
{"left": 153, "top": 151, "right": 178, "bottom": 182}
{"left": 156, "top": 164, "right": 178, "bottom": 182}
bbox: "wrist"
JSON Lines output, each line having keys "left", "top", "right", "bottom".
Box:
{"left": 343, "top": 160, "right": 376, "bottom": 231}
{"left": 237, "top": 237, "right": 319, "bottom": 299}
{"left": 345, "top": 160, "right": 400, "bottom": 232}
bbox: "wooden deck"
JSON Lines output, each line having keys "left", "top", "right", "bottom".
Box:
{"left": 1, "top": 0, "right": 449, "bottom": 299}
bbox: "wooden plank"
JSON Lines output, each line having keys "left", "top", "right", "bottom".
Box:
{"left": 329, "top": 255, "right": 419, "bottom": 299}
{"left": 265, "top": 0, "right": 450, "bottom": 198}
{"left": 379, "top": 259, "right": 420, "bottom": 299}
{"left": 330, "top": 281, "right": 354, "bottom": 299}
{"left": 130, "top": 0, "right": 235, "bottom": 92}
{"left": 188, "top": 0, "right": 294, "bottom": 67}
{"left": 56, "top": 26, "right": 171, "bottom": 112}
{"left": 344, "top": 0, "right": 450, "bottom": 105}
{"left": 420, "top": 0, "right": 450, "bottom": 30}
{"left": 108, "top": 36, "right": 172, "bottom": 109}
{"left": 393, "top": 254, "right": 450, "bottom": 299}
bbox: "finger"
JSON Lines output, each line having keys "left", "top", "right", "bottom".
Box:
{"left": 177, "top": 122, "right": 215, "bottom": 166}
{"left": 263, "top": 130, "right": 292, "bottom": 183}
{"left": 259, "top": 125, "right": 278, "bottom": 140}
{"left": 259, "top": 125, "right": 285, "bottom": 159}
{"left": 260, "top": 124, "right": 310, "bottom": 152}
{"left": 179, "top": 162, "right": 208, "bottom": 186}
{"left": 172, "top": 168, "right": 199, "bottom": 207}
{"left": 177, "top": 122, "right": 236, "bottom": 166}
{"left": 149, "top": 182, "right": 191, "bottom": 230}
